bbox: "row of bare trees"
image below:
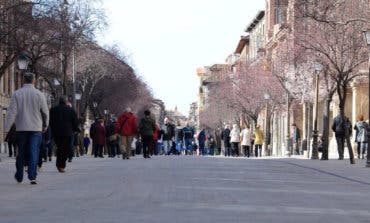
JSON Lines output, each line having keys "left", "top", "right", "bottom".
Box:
{"left": 200, "top": 0, "right": 369, "bottom": 156}
{"left": 0, "top": 0, "right": 153, "bottom": 117}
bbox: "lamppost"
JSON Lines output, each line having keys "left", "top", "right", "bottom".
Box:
{"left": 75, "top": 92, "right": 81, "bottom": 118}
{"left": 264, "top": 91, "right": 271, "bottom": 156}
{"left": 104, "top": 109, "right": 109, "bottom": 121}
{"left": 311, "top": 62, "right": 323, "bottom": 159}
{"left": 362, "top": 29, "right": 370, "bottom": 167}
{"left": 92, "top": 101, "right": 98, "bottom": 117}
{"left": 17, "top": 54, "right": 30, "bottom": 71}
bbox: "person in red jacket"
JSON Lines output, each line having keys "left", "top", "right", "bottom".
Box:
{"left": 93, "top": 116, "right": 106, "bottom": 158}
{"left": 151, "top": 124, "right": 161, "bottom": 155}
{"left": 115, "top": 107, "right": 138, "bottom": 159}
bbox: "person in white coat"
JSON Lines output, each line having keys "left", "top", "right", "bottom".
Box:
{"left": 240, "top": 124, "right": 252, "bottom": 157}
{"left": 230, "top": 124, "right": 240, "bottom": 157}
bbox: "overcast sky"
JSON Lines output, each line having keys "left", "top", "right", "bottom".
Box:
{"left": 97, "top": 0, "right": 265, "bottom": 115}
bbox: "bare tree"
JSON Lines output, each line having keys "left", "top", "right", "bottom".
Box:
{"left": 294, "top": 0, "right": 369, "bottom": 161}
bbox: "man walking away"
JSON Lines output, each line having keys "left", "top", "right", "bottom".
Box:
{"left": 332, "top": 113, "right": 355, "bottom": 164}
{"left": 183, "top": 123, "right": 194, "bottom": 155}
{"left": 292, "top": 123, "right": 301, "bottom": 155}
{"left": 89, "top": 118, "right": 98, "bottom": 156}
{"left": 50, "top": 96, "right": 78, "bottom": 173}
{"left": 5, "top": 72, "right": 49, "bottom": 185}
{"left": 93, "top": 116, "right": 106, "bottom": 158}
{"left": 139, "top": 110, "right": 156, "bottom": 158}
{"left": 116, "top": 107, "right": 138, "bottom": 159}
{"left": 222, "top": 125, "right": 231, "bottom": 157}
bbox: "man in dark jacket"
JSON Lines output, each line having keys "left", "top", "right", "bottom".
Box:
{"left": 50, "top": 96, "right": 78, "bottom": 172}
{"left": 106, "top": 118, "right": 119, "bottom": 158}
{"left": 222, "top": 125, "right": 231, "bottom": 156}
{"left": 183, "top": 123, "right": 194, "bottom": 155}
{"left": 332, "top": 113, "right": 354, "bottom": 163}
{"left": 139, "top": 110, "right": 156, "bottom": 158}
{"left": 161, "top": 118, "right": 175, "bottom": 155}
{"left": 291, "top": 123, "right": 301, "bottom": 155}
{"left": 89, "top": 118, "right": 99, "bottom": 156}
{"left": 92, "top": 116, "right": 106, "bottom": 158}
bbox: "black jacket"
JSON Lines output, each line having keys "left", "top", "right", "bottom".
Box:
{"left": 139, "top": 116, "right": 156, "bottom": 136}
{"left": 50, "top": 103, "right": 78, "bottom": 137}
{"left": 332, "top": 115, "right": 352, "bottom": 137}
{"left": 161, "top": 123, "right": 175, "bottom": 140}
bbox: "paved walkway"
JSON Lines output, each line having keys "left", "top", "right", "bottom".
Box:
{"left": 1, "top": 154, "right": 370, "bottom": 223}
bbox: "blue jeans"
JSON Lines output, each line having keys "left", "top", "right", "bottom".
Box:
{"left": 176, "top": 140, "right": 183, "bottom": 153}
{"left": 15, "top": 132, "right": 42, "bottom": 181}
{"left": 184, "top": 138, "right": 193, "bottom": 153}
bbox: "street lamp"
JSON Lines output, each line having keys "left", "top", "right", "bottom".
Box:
{"left": 362, "top": 29, "right": 370, "bottom": 167}
{"left": 264, "top": 91, "right": 271, "bottom": 156}
{"left": 104, "top": 109, "right": 109, "bottom": 122}
{"left": 311, "top": 62, "right": 323, "bottom": 159}
{"left": 17, "top": 54, "right": 30, "bottom": 70}
{"left": 92, "top": 101, "right": 98, "bottom": 117}
{"left": 75, "top": 92, "right": 81, "bottom": 118}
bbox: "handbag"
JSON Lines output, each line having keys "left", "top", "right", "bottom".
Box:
{"left": 108, "top": 133, "right": 119, "bottom": 142}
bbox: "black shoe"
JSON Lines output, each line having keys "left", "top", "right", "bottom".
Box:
{"left": 68, "top": 158, "right": 72, "bottom": 162}
{"left": 49, "top": 157, "right": 52, "bottom": 162}
{"left": 30, "top": 180, "right": 37, "bottom": 185}
{"left": 14, "top": 175, "right": 22, "bottom": 184}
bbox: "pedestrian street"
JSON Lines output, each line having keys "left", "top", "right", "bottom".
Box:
{"left": 1, "top": 155, "right": 370, "bottom": 223}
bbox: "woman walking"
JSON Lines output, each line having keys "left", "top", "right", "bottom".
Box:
{"left": 230, "top": 124, "right": 240, "bottom": 157}
{"left": 240, "top": 124, "right": 252, "bottom": 157}
{"left": 253, "top": 125, "right": 264, "bottom": 157}
{"left": 354, "top": 114, "right": 368, "bottom": 159}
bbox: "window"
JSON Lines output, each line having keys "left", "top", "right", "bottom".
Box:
{"left": 275, "top": 0, "right": 282, "bottom": 24}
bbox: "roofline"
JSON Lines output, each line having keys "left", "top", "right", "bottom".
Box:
{"left": 244, "top": 11, "right": 265, "bottom": 32}
{"left": 234, "top": 35, "right": 250, "bottom": 54}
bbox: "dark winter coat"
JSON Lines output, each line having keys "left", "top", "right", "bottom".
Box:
{"left": 183, "top": 126, "right": 194, "bottom": 139}
{"left": 50, "top": 103, "right": 78, "bottom": 137}
{"left": 161, "top": 123, "right": 175, "bottom": 140}
{"left": 93, "top": 123, "right": 106, "bottom": 146}
{"left": 139, "top": 116, "right": 156, "bottom": 136}
{"left": 332, "top": 115, "right": 352, "bottom": 137}
{"left": 222, "top": 128, "right": 231, "bottom": 148}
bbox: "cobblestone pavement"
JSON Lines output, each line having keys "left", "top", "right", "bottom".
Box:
{"left": 1, "top": 154, "right": 370, "bottom": 223}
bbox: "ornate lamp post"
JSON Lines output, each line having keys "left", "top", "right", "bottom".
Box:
{"left": 17, "top": 54, "right": 30, "bottom": 71}
{"left": 104, "top": 109, "right": 109, "bottom": 121}
{"left": 362, "top": 29, "right": 370, "bottom": 167}
{"left": 93, "top": 101, "right": 98, "bottom": 117}
{"left": 311, "top": 62, "right": 323, "bottom": 159}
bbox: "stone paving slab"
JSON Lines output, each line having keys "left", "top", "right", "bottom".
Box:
{"left": 0, "top": 154, "right": 370, "bottom": 223}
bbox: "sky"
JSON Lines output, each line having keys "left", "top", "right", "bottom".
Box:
{"left": 97, "top": 0, "right": 266, "bottom": 115}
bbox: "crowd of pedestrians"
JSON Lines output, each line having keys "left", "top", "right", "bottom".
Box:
{"left": 3, "top": 72, "right": 369, "bottom": 185}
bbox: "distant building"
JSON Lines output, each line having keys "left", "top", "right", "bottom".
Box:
{"left": 165, "top": 106, "right": 187, "bottom": 126}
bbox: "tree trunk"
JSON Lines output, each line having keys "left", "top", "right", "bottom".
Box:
{"left": 321, "top": 98, "right": 331, "bottom": 160}
{"left": 337, "top": 84, "right": 355, "bottom": 164}
{"left": 285, "top": 92, "right": 291, "bottom": 156}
